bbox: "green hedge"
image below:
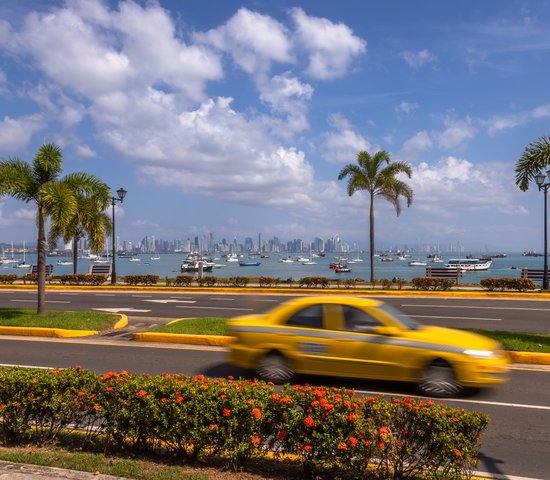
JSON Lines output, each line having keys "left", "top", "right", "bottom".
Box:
{"left": 480, "top": 277, "right": 536, "bottom": 292}
{"left": 0, "top": 367, "right": 488, "bottom": 479}
{"left": 124, "top": 274, "right": 159, "bottom": 286}
{"left": 412, "top": 277, "right": 454, "bottom": 291}
{"left": 0, "top": 274, "right": 17, "bottom": 284}
{"left": 58, "top": 274, "right": 108, "bottom": 286}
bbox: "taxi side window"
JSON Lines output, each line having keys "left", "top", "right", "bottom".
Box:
{"left": 286, "top": 305, "right": 324, "bottom": 329}
{"left": 343, "top": 306, "right": 380, "bottom": 332}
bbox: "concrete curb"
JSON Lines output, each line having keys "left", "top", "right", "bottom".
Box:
{"left": 0, "top": 314, "right": 128, "bottom": 339}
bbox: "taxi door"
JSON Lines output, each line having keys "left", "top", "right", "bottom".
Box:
{"left": 327, "top": 304, "right": 409, "bottom": 380}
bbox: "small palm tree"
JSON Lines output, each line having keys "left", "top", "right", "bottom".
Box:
{"left": 338, "top": 150, "right": 413, "bottom": 282}
{"left": 515, "top": 135, "right": 550, "bottom": 191}
{"left": 48, "top": 175, "right": 112, "bottom": 275}
{"left": 0, "top": 144, "right": 107, "bottom": 314}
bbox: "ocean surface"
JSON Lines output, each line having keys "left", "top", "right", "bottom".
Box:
{"left": 3, "top": 252, "right": 543, "bottom": 284}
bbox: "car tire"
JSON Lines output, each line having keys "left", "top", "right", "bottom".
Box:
{"left": 257, "top": 353, "right": 293, "bottom": 384}
{"left": 418, "top": 360, "right": 463, "bottom": 397}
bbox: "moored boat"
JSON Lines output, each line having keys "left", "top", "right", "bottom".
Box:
{"left": 445, "top": 258, "right": 492, "bottom": 271}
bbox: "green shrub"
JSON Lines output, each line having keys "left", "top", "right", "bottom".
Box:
{"left": 197, "top": 276, "right": 217, "bottom": 287}
{"left": 0, "top": 274, "right": 17, "bottom": 284}
{"left": 173, "top": 275, "right": 193, "bottom": 286}
{"left": 124, "top": 275, "right": 160, "bottom": 286}
{"left": 258, "top": 276, "right": 281, "bottom": 287}
{"left": 480, "top": 277, "right": 536, "bottom": 292}
{"left": 0, "top": 367, "right": 489, "bottom": 478}
{"left": 412, "top": 277, "right": 454, "bottom": 291}
{"left": 58, "top": 274, "right": 108, "bottom": 286}
{"left": 299, "top": 276, "right": 330, "bottom": 288}
{"left": 227, "top": 276, "right": 249, "bottom": 287}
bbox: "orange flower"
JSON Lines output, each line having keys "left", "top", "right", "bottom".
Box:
{"left": 209, "top": 424, "right": 218, "bottom": 431}
{"left": 452, "top": 417, "right": 459, "bottom": 423}
{"left": 223, "top": 408, "right": 231, "bottom": 417}
{"left": 175, "top": 395, "right": 184, "bottom": 404}
{"left": 337, "top": 442, "right": 347, "bottom": 450}
{"left": 252, "top": 435, "right": 261, "bottom": 446}
{"left": 299, "top": 444, "right": 313, "bottom": 451}
{"left": 377, "top": 441, "right": 385, "bottom": 449}
{"left": 137, "top": 389, "right": 147, "bottom": 398}
{"left": 349, "top": 437, "right": 358, "bottom": 447}
{"left": 347, "top": 413, "right": 357, "bottom": 422}
{"left": 303, "top": 417, "right": 316, "bottom": 427}
{"left": 454, "top": 449, "right": 462, "bottom": 457}
{"left": 77, "top": 391, "right": 85, "bottom": 397}
{"left": 251, "top": 408, "right": 262, "bottom": 420}
{"left": 93, "top": 404, "right": 101, "bottom": 411}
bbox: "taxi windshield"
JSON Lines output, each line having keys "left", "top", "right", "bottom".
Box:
{"left": 378, "top": 304, "right": 420, "bottom": 330}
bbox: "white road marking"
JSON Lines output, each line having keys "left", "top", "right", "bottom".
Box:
{"left": 92, "top": 307, "right": 151, "bottom": 313}
{"left": 169, "top": 296, "right": 194, "bottom": 299}
{"left": 175, "top": 305, "right": 254, "bottom": 311}
{"left": 94, "top": 294, "right": 116, "bottom": 296}
{"left": 209, "top": 297, "right": 235, "bottom": 301}
{"left": 143, "top": 299, "right": 196, "bottom": 304}
{"left": 355, "top": 389, "right": 550, "bottom": 411}
{"left": 401, "top": 303, "right": 550, "bottom": 312}
{"left": 410, "top": 314, "right": 501, "bottom": 321}
{"left": 132, "top": 294, "right": 153, "bottom": 298}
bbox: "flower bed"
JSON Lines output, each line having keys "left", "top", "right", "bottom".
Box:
{"left": 0, "top": 366, "right": 488, "bottom": 479}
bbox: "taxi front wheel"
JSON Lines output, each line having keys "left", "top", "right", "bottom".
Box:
{"left": 418, "top": 360, "right": 463, "bottom": 398}
{"left": 257, "top": 352, "right": 293, "bottom": 384}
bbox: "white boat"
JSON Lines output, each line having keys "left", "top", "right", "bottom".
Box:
{"left": 129, "top": 257, "right": 141, "bottom": 262}
{"left": 280, "top": 256, "right": 294, "bottom": 263}
{"left": 408, "top": 259, "right": 427, "bottom": 266}
{"left": 150, "top": 256, "right": 160, "bottom": 260}
{"left": 14, "top": 241, "right": 31, "bottom": 268}
{"left": 302, "top": 261, "right": 317, "bottom": 265}
{"left": 445, "top": 258, "right": 492, "bottom": 271}
{"left": 57, "top": 260, "right": 73, "bottom": 266}
{"left": 226, "top": 253, "right": 239, "bottom": 262}
{"left": 297, "top": 256, "right": 310, "bottom": 262}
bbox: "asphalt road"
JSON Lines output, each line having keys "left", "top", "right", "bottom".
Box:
{"left": 0, "top": 289, "right": 549, "bottom": 479}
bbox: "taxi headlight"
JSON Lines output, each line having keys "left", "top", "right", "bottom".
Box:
{"left": 463, "top": 349, "right": 497, "bottom": 359}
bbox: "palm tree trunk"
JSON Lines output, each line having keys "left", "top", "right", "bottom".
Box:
{"left": 369, "top": 193, "right": 375, "bottom": 282}
{"left": 37, "top": 205, "right": 46, "bottom": 315}
{"left": 73, "top": 236, "right": 78, "bottom": 275}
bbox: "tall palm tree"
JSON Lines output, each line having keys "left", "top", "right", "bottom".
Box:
{"left": 338, "top": 150, "right": 413, "bottom": 282}
{"left": 0, "top": 143, "right": 106, "bottom": 314}
{"left": 48, "top": 175, "right": 112, "bottom": 275}
{"left": 515, "top": 135, "right": 550, "bottom": 191}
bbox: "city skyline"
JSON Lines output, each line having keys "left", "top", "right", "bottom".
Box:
{"left": 1, "top": 1, "right": 550, "bottom": 252}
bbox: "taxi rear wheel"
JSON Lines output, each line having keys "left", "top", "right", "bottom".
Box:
{"left": 257, "top": 352, "right": 293, "bottom": 384}
{"left": 418, "top": 360, "right": 463, "bottom": 397}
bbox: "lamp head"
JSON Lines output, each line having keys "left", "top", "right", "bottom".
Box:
{"left": 535, "top": 173, "right": 546, "bottom": 186}
{"left": 116, "top": 187, "right": 127, "bottom": 203}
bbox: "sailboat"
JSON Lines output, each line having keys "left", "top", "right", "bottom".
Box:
{"left": 0, "top": 241, "right": 19, "bottom": 266}
{"left": 15, "top": 241, "right": 31, "bottom": 268}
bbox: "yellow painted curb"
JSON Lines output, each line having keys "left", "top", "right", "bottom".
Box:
{"left": 508, "top": 351, "right": 550, "bottom": 365}
{"left": 133, "top": 332, "right": 233, "bottom": 346}
{"left": 0, "top": 326, "right": 98, "bottom": 338}
{"left": 0, "top": 314, "right": 128, "bottom": 338}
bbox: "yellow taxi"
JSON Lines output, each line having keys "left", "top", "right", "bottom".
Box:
{"left": 227, "top": 296, "right": 510, "bottom": 397}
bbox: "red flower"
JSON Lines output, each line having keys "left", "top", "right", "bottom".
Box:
{"left": 452, "top": 417, "right": 459, "bottom": 423}
{"left": 278, "top": 430, "right": 287, "bottom": 441}
{"left": 252, "top": 435, "right": 261, "bottom": 446}
{"left": 77, "top": 391, "right": 85, "bottom": 397}
{"left": 349, "top": 437, "right": 358, "bottom": 447}
{"left": 337, "top": 442, "right": 348, "bottom": 450}
{"left": 377, "top": 441, "right": 385, "bottom": 448}
{"left": 251, "top": 408, "right": 262, "bottom": 420}
{"left": 347, "top": 413, "right": 357, "bottom": 422}
{"left": 303, "top": 417, "right": 316, "bottom": 427}
{"left": 299, "top": 444, "right": 313, "bottom": 451}
{"left": 137, "top": 389, "right": 147, "bottom": 398}
{"left": 223, "top": 408, "right": 231, "bottom": 417}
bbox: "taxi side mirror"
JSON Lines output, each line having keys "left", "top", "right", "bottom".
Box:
{"left": 374, "top": 326, "right": 401, "bottom": 336}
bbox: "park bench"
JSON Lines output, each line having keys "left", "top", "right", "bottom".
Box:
{"left": 521, "top": 268, "right": 547, "bottom": 282}
{"left": 24, "top": 264, "right": 54, "bottom": 283}
{"left": 425, "top": 267, "right": 462, "bottom": 285}
{"left": 87, "top": 264, "right": 112, "bottom": 281}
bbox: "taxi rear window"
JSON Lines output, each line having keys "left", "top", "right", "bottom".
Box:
{"left": 378, "top": 304, "right": 420, "bottom": 330}
{"left": 286, "top": 304, "right": 323, "bottom": 329}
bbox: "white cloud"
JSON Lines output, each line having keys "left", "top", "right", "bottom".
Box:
{"left": 395, "top": 101, "right": 419, "bottom": 115}
{"left": 321, "top": 114, "right": 375, "bottom": 164}
{"left": 194, "top": 7, "right": 293, "bottom": 76}
{"left": 0, "top": 114, "right": 44, "bottom": 152}
{"left": 400, "top": 49, "right": 436, "bottom": 69}
{"left": 290, "top": 7, "right": 366, "bottom": 80}
{"left": 437, "top": 116, "right": 476, "bottom": 149}
{"left": 400, "top": 131, "right": 433, "bottom": 160}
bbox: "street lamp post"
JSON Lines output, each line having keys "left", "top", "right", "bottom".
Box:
{"left": 535, "top": 171, "right": 550, "bottom": 290}
{"left": 111, "top": 187, "right": 127, "bottom": 285}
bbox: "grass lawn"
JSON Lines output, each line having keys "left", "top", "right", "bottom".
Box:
{"left": 149, "top": 317, "right": 229, "bottom": 336}
{"left": 0, "top": 309, "right": 118, "bottom": 331}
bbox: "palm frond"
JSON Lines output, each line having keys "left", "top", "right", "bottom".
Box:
{"left": 515, "top": 135, "right": 550, "bottom": 191}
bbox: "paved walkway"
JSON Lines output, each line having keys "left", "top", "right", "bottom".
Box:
{"left": 0, "top": 461, "right": 126, "bottom": 479}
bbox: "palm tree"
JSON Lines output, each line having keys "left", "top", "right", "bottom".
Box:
{"left": 338, "top": 150, "right": 413, "bottom": 282}
{"left": 0, "top": 143, "right": 106, "bottom": 314}
{"left": 48, "top": 175, "right": 112, "bottom": 275}
{"left": 515, "top": 135, "right": 550, "bottom": 191}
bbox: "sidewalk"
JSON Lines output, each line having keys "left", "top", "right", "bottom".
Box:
{"left": 0, "top": 460, "right": 126, "bottom": 479}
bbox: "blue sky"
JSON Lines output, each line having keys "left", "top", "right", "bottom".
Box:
{"left": 1, "top": 0, "right": 550, "bottom": 253}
